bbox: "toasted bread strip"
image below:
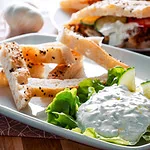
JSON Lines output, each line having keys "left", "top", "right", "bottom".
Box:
{"left": 21, "top": 42, "right": 75, "bottom": 64}
{"left": 1, "top": 42, "right": 81, "bottom": 65}
{"left": 0, "top": 63, "right": 45, "bottom": 87}
{"left": 27, "top": 73, "right": 107, "bottom": 98}
{"left": 0, "top": 42, "right": 83, "bottom": 86}
{"left": 0, "top": 42, "right": 31, "bottom": 110}
{"left": 68, "top": 0, "right": 150, "bottom": 24}
{"left": 0, "top": 59, "right": 83, "bottom": 87}
{"left": 1, "top": 42, "right": 108, "bottom": 110}
{"left": 27, "top": 78, "right": 80, "bottom": 98}
{"left": 21, "top": 42, "right": 83, "bottom": 78}
{"left": 47, "top": 61, "right": 83, "bottom": 79}
{"left": 0, "top": 67, "right": 8, "bottom": 87}
{"left": 22, "top": 74, "right": 107, "bottom": 105}
{"left": 0, "top": 42, "right": 79, "bottom": 109}
{"left": 27, "top": 63, "right": 45, "bottom": 78}
{"left": 48, "top": 50, "right": 84, "bottom": 79}
{"left": 58, "top": 28, "right": 129, "bottom": 70}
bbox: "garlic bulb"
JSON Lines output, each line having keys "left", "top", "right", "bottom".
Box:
{"left": 3, "top": 3, "right": 44, "bottom": 38}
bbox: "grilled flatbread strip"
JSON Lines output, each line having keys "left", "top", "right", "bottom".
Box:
{"left": 27, "top": 78, "right": 82, "bottom": 98}
{"left": 0, "top": 42, "right": 83, "bottom": 87}
{"left": 0, "top": 67, "right": 8, "bottom": 87}
{"left": 58, "top": 28, "right": 129, "bottom": 70}
{"left": 0, "top": 58, "right": 84, "bottom": 87}
{"left": 1, "top": 41, "right": 81, "bottom": 65}
{"left": 47, "top": 51, "right": 84, "bottom": 79}
{"left": 48, "top": 62, "right": 83, "bottom": 79}
{"left": 21, "top": 42, "right": 75, "bottom": 64}
{"left": 0, "top": 63, "right": 45, "bottom": 87}
{"left": 26, "top": 73, "right": 107, "bottom": 99}
{"left": 27, "top": 63, "right": 45, "bottom": 78}
{"left": 0, "top": 42, "right": 77, "bottom": 110}
{"left": 68, "top": 0, "right": 150, "bottom": 24}
{"left": 1, "top": 42, "right": 107, "bottom": 110}
{"left": 0, "top": 42, "right": 31, "bottom": 110}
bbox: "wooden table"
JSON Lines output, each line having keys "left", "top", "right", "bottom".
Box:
{"left": 0, "top": 136, "right": 103, "bottom": 150}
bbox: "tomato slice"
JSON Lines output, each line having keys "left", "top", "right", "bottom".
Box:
{"left": 128, "top": 18, "right": 150, "bottom": 27}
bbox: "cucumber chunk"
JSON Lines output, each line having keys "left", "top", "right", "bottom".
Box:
{"left": 141, "top": 81, "right": 150, "bottom": 99}
{"left": 118, "top": 68, "right": 136, "bottom": 92}
{"left": 95, "top": 16, "right": 127, "bottom": 31}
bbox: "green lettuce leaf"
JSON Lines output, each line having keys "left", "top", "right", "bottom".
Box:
{"left": 142, "top": 132, "right": 150, "bottom": 142}
{"left": 83, "top": 128, "right": 130, "bottom": 145}
{"left": 77, "top": 78, "right": 104, "bottom": 103}
{"left": 83, "top": 128, "right": 99, "bottom": 138}
{"left": 47, "top": 112, "right": 77, "bottom": 129}
{"left": 72, "top": 127, "right": 82, "bottom": 133}
{"left": 46, "top": 88, "right": 79, "bottom": 129}
{"left": 142, "top": 126, "right": 150, "bottom": 142}
{"left": 106, "top": 66, "right": 125, "bottom": 86}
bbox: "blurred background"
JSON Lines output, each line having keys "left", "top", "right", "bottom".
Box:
{"left": 0, "top": 0, "right": 61, "bottom": 40}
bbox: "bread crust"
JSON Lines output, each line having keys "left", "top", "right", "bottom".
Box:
{"left": 68, "top": 0, "right": 150, "bottom": 24}
{"left": 0, "top": 42, "right": 84, "bottom": 87}
{"left": 58, "top": 28, "right": 129, "bottom": 70}
{"left": 21, "top": 42, "right": 75, "bottom": 64}
{"left": 0, "top": 68, "right": 8, "bottom": 87}
{"left": 60, "top": 0, "right": 100, "bottom": 12}
{"left": 1, "top": 42, "right": 31, "bottom": 110}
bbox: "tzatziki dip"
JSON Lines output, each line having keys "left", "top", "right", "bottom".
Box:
{"left": 77, "top": 84, "right": 150, "bottom": 145}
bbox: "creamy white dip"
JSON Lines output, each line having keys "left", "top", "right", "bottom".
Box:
{"left": 99, "top": 21, "right": 139, "bottom": 46}
{"left": 77, "top": 85, "right": 150, "bottom": 145}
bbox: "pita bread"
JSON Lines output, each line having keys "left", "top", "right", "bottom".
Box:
{"left": 64, "top": 0, "right": 150, "bottom": 49}
{"left": 68, "top": 0, "right": 150, "bottom": 24}
{"left": 57, "top": 27, "right": 129, "bottom": 70}
{"left": 0, "top": 42, "right": 107, "bottom": 110}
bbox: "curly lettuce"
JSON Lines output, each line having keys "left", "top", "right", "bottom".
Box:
{"left": 77, "top": 78, "right": 104, "bottom": 103}
{"left": 46, "top": 88, "right": 79, "bottom": 129}
{"left": 71, "top": 127, "right": 130, "bottom": 145}
{"left": 106, "top": 66, "right": 126, "bottom": 86}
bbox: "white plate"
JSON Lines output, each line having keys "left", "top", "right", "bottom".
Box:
{"left": 50, "top": 7, "right": 71, "bottom": 30}
{"left": 0, "top": 33, "right": 150, "bottom": 150}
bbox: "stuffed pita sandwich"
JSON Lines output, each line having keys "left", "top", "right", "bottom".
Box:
{"left": 64, "top": 0, "right": 150, "bottom": 49}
